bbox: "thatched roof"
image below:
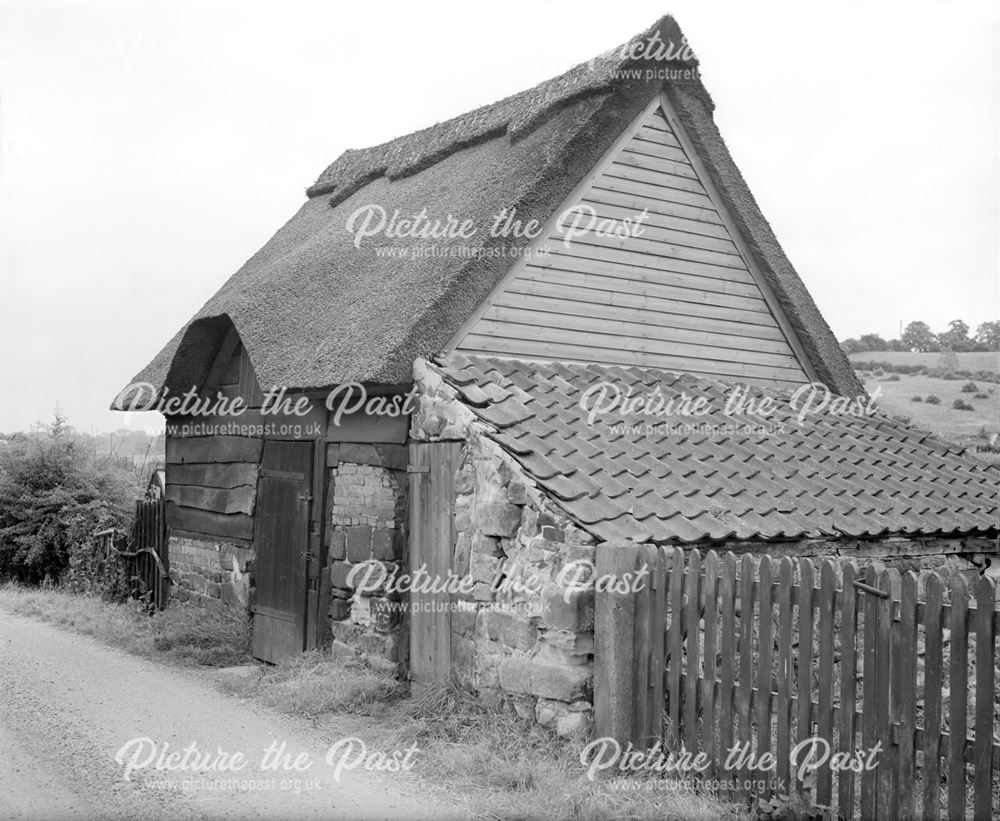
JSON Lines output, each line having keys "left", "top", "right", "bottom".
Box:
{"left": 114, "top": 15, "right": 861, "bottom": 410}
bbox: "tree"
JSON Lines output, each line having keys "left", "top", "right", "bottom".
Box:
{"left": 939, "top": 319, "right": 973, "bottom": 352}
{"left": 840, "top": 338, "right": 866, "bottom": 355}
{"left": 887, "top": 338, "right": 907, "bottom": 352}
{"left": 858, "top": 333, "right": 889, "bottom": 352}
{"left": 974, "top": 320, "right": 1000, "bottom": 351}
{"left": 938, "top": 347, "right": 959, "bottom": 375}
{"left": 901, "top": 321, "right": 938, "bottom": 352}
{"left": 0, "top": 410, "right": 137, "bottom": 584}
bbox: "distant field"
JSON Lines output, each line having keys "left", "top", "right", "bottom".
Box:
{"left": 860, "top": 372, "right": 999, "bottom": 447}
{"left": 849, "top": 350, "right": 1000, "bottom": 374}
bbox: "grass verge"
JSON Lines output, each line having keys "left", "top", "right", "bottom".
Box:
{"left": 216, "top": 650, "right": 746, "bottom": 819}
{"left": 374, "top": 683, "right": 747, "bottom": 821}
{"left": 220, "top": 648, "right": 406, "bottom": 717}
{"left": 0, "top": 583, "right": 250, "bottom": 667}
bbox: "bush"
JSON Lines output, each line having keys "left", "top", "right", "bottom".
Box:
{"left": 851, "top": 361, "right": 929, "bottom": 376}
{"left": 886, "top": 374, "right": 901, "bottom": 381}
{"left": 63, "top": 530, "right": 135, "bottom": 602}
{"left": 975, "top": 392, "right": 989, "bottom": 399}
{"left": 910, "top": 396, "right": 924, "bottom": 402}
{"left": 962, "top": 382, "right": 978, "bottom": 393}
{"left": 953, "top": 399, "right": 975, "bottom": 411}
{"left": 0, "top": 411, "right": 141, "bottom": 585}
{"left": 925, "top": 395, "right": 941, "bottom": 405}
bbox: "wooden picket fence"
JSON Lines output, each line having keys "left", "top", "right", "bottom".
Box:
{"left": 594, "top": 544, "right": 1000, "bottom": 820}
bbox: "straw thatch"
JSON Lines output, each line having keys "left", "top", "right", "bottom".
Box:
{"left": 114, "top": 15, "right": 861, "bottom": 409}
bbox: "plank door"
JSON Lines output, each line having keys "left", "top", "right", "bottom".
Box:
{"left": 251, "top": 440, "right": 313, "bottom": 663}
{"left": 408, "top": 441, "right": 461, "bottom": 688}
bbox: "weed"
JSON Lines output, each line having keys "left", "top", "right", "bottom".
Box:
{"left": 379, "top": 683, "right": 746, "bottom": 821}
{"left": 221, "top": 649, "right": 406, "bottom": 717}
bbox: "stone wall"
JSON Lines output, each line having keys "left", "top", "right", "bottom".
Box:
{"left": 168, "top": 536, "right": 254, "bottom": 612}
{"left": 411, "top": 359, "right": 598, "bottom": 738}
{"left": 324, "top": 445, "right": 408, "bottom": 669}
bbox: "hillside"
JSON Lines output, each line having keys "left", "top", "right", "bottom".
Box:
{"left": 848, "top": 351, "right": 999, "bottom": 461}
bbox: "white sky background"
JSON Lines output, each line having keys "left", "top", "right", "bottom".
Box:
{"left": 0, "top": 0, "right": 997, "bottom": 434}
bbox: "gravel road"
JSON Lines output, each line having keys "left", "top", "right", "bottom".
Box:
{"left": 0, "top": 610, "right": 464, "bottom": 821}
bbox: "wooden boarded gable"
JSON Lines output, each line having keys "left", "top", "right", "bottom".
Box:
{"left": 451, "top": 95, "right": 817, "bottom": 390}
{"left": 202, "top": 324, "right": 265, "bottom": 408}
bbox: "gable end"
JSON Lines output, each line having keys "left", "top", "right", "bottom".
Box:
{"left": 449, "top": 96, "right": 820, "bottom": 390}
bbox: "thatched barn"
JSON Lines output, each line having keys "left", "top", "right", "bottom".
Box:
{"left": 113, "top": 16, "right": 998, "bottom": 730}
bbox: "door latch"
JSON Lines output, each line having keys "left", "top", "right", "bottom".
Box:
{"left": 301, "top": 551, "right": 315, "bottom": 561}
{"left": 297, "top": 492, "right": 313, "bottom": 503}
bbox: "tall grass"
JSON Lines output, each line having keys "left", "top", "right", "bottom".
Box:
{"left": 0, "top": 584, "right": 250, "bottom": 667}
{"left": 379, "top": 683, "right": 747, "bottom": 821}
{"left": 220, "top": 649, "right": 406, "bottom": 717}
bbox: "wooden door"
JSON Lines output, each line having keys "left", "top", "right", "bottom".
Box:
{"left": 251, "top": 440, "right": 313, "bottom": 663}
{"left": 408, "top": 441, "right": 461, "bottom": 688}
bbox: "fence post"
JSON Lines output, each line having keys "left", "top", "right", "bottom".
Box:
{"left": 594, "top": 541, "right": 641, "bottom": 743}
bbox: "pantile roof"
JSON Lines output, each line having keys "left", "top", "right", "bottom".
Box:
{"left": 437, "top": 354, "right": 999, "bottom": 543}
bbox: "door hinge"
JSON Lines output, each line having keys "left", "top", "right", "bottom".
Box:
{"left": 407, "top": 465, "right": 430, "bottom": 474}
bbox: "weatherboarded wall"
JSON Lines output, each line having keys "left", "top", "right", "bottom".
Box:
{"left": 454, "top": 104, "right": 811, "bottom": 390}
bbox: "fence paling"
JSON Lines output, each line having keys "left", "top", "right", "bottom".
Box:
{"left": 873, "top": 568, "right": 893, "bottom": 820}
{"left": 895, "top": 571, "right": 917, "bottom": 821}
{"left": 685, "top": 550, "right": 702, "bottom": 757}
{"left": 797, "top": 558, "right": 815, "bottom": 797}
{"left": 601, "top": 545, "right": 998, "bottom": 820}
{"left": 817, "top": 561, "right": 836, "bottom": 807}
{"left": 756, "top": 556, "right": 774, "bottom": 801}
{"left": 718, "top": 553, "right": 737, "bottom": 799}
{"left": 737, "top": 553, "right": 755, "bottom": 797}
{"left": 667, "top": 548, "right": 684, "bottom": 751}
{"left": 973, "top": 576, "right": 995, "bottom": 821}
{"left": 839, "top": 561, "right": 861, "bottom": 819}
{"left": 776, "top": 557, "right": 793, "bottom": 799}
{"left": 923, "top": 574, "right": 944, "bottom": 821}
{"left": 127, "top": 498, "right": 168, "bottom": 611}
{"left": 948, "top": 574, "right": 968, "bottom": 820}
{"left": 702, "top": 551, "right": 719, "bottom": 784}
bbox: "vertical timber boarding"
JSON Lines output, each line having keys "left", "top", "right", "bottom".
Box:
{"left": 306, "top": 430, "right": 327, "bottom": 650}
{"left": 407, "top": 441, "right": 461, "bottom": 689}
{"left": 594, "top": 544, "right": 1000, "bottom": 820}
{"left": 131, "top": 497, "right": 169, "bottom": 611}
{"left": 250, "top": 439, "right": 313, "bottom": 664}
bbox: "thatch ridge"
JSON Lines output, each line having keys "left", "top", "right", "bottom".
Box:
{"left": 305, "top": 16, "right": 706, "bottom": 203}
{"left": 114, "top": 14, "right": 864, "bottom": 409}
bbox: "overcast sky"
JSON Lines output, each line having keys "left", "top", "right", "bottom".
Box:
{"left": 1, "top": 0, "right": 997, "bottom": 434}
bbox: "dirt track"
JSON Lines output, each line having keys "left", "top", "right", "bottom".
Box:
{"left": 0, "top": 610, "right": 462, "bottom": 820}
